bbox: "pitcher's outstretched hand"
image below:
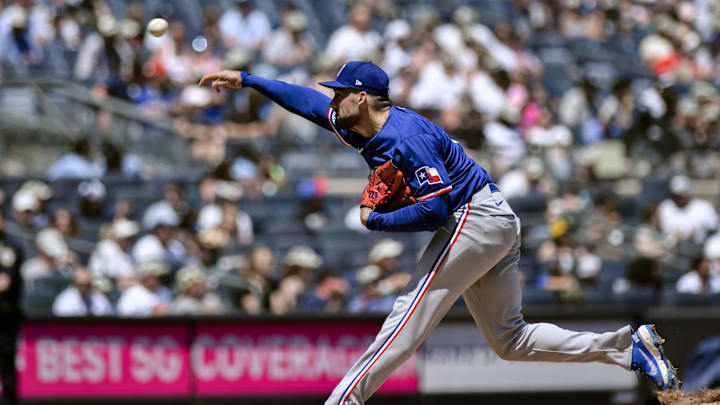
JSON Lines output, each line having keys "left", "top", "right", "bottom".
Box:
{"left": 198, "top": 70, "right": 243, "bottom": 92}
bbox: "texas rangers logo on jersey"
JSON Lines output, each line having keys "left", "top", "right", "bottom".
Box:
{"left": 415, "top": 166, "right": 443, "bottom": 185}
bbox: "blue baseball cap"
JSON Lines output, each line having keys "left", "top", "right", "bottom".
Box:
{"left": 319, "top": 61, "right": 389, "bottom": 97}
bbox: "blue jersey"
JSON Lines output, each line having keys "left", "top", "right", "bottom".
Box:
{"left": 242, "top": 73, "right": 493, "bottom": 232}
{"left": 327, "top": 106, "right": 491, "bottom": 211}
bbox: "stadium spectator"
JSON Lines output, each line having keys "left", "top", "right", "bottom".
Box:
{"left": 88, "top": 218, "right": 138, "bottom": 286}
{"left": 263, "top": 10, "right": 314, "bottom": 68}
{"left": 52, "top": 266, "right": 113, "bottom": 316}
{"left": 6, "top": 189, "right": 40, "bottom": 255}
{"left": 197, "top": 180, "right": 253, "bottom": 245}
{"left": 18, "top": 180, "right": 53, "bottom": 229}
{"left": 368, "top": 239, "right": 411, "bottom": 297}
{"left": 116, "top": 260, "right": 172, "bottom": 317}
{"left": 76, "top": 179, "right": 108, "bottom": 221}
{"left": 297, "top": 268, "right": 349, "bottom": 313}
{"left": 231, "top": 244, "right": 276, "bottom": 312}
{"left": 612, "top": 257, "right": 663, "bottom": 302}
{"left": 46, "top": 138, "right": 103, "bottom": 181}
{"left": 74, "top": 14, "right": 134, "bottom": 82}
{"left": 634, "top": 203, "right": 677, "bottom": 261}
{"left": 576, "top": 192, "right": 622, "bottom": 247}
{"left": 132, "top": 208, "right": 185, "bottom": 268}
{"left": 381, "top": 19, "right": 412, "bottom": 78}
{"left": 143, "top": 181, "right": 193, "bottom": 232}
{"left": 658, "top": 175, "right": 719, "bottom": 243}
{"left": 705, "top": 230, "right": 720, "bottom": 261}
{"left": 325, "top": 4, "right": 382, "bottom": 63}
{"left": 0, "top": 6, "right": 44, "bottom": 73}
{"left": 271, "top": 245, "right": 322, "bottom": 314}
{"left": 534, "top": 218, "right": 581, "bottom": 296}
{"left": 171, "top": 265, "right": 225, "bottom": 315}
{"left": 20, "top": 227, "right": 73, "bottom": 281}
{"left": 0, "top": 210, "right": 23, "bottom": 405}
{"left": 218, "top": 0, "right": 271, "bottom": 51}
{"left": 346, "top": 264, "right": 395, "bottom": 314}
{"left": 676, "top": 256, "right": 720, "bottom": 295}
{"left": 195, "top": 227, "right": 230, "bottom": 268}
{"left": 50, "top": 208, "right": 79, "bottom": 239}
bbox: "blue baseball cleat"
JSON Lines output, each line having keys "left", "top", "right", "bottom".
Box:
{"left": 631, "top": 324, "right": 680, "bottom": 390}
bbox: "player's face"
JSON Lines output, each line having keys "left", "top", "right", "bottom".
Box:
{"left": 331, "top": 88, "right": 361, "bottom": 130}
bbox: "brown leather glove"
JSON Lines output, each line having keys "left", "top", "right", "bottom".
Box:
{"left": 361, "top": 160, "right": 416, "bottom": 212}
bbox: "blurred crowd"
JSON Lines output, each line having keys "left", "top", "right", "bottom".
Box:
{"left": 1, "top": 0, "right": 720, "bottom": 316}
{"left": 0, "top": 174, "right": 419, "bottom": 316}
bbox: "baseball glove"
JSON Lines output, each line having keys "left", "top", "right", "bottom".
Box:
{"left": 361, "top": 160, "right": 416, "bottom": 213}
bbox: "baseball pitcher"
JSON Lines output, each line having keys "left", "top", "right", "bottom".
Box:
{"left": 200, "top": 61, "right": 679, "bottom": 404}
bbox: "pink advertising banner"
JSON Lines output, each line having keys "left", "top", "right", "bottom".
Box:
{"left": 15, "top": 320, "right": 418, "bottom": 398}
{"left": 192, "top": 321, "right": 418, "bottom": 395}
{"left": 19, "top": 322, "right": 191, "bottom": 398}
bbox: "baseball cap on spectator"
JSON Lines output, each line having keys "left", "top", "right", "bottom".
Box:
{"left": 576, "top": 253, "right": 602, "bottom": 280}
{"left": 112, "top": 219, "right": 140, "bottom": 240}
{"left": 143, "top": 204, "right": 180, "bottom": 230}
{"left": 197, "top": 227, "right": 230, "bottom": 250}
{"left": 136, "top": 260, "right": 169, "bottom": 277}
{"left": 453, "top": 6, "right": 476, "bottom": 26}
{"left": 120, "top": 19, "right": 141, "bottom": 39}
{"left": 356, "top": 264, "right": 382, "bottom": 286}
{"left": 670, "top": 175, "right": 692, "bottom": 196}
{"left": 20, "top": 180, "right": 53, "bottom": 201}
{"left": 216, "top": 181, "right": 243, "bottom": 201}
{"left": 176, "top": 265, "right": 206, "bottom": 291}
{"left": 97, "top": 14, "right": 119, "bottom": 37}
{"left": 319, "top": 61, "right": 390, "bottom": 97}
{"left": 368, "top": 239, "right": 404, "bottom": 264}
{"left": 224, "top": 48, "right": 252, "bottom": 70}
{"left": 93, "top": 276, "right": 113, "bottom": 294}
{"left": 283, "top": 246, "right": 323, "bottom": 269}
{"left": 12, "top": 190, "right": 39, "bottom": 212}
{"left": 10, "top": 8, "right": 28, "bottom": 29}
{"left": 284, "top": 10, "right": 308, "bottom": 32}
{"left": 36, "top": 228, "right": 69, "bottom": 259}
{"left": 384, "top": 19, "right": 410, "bottom": 41}
{"left": 78, "top": 180, "right": 106, "bottom": 201}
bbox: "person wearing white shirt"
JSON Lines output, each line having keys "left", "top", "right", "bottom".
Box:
{"left": 262, "top": 10, "right": 315, "bottom": 68}
{"left": 325, "top": 4, "right": 382, "bottom": 63}
{"left": 676, "top": 257, "right": 720, "bottom": 295}
{"left": 171, "top": 266, "right": 225, "bottom": 315}
{"left": 658, "top": 175, "right": 719, "bottom": 244}
{"left": 116, "top": 261, "right": 172, "bottom": 317}
{"left": 704, "top": 231, "right": 720, "bottom": 261}
{"left": 218, "top": 0, "right": 271, "bottom": 51}
{"left": 132, "top": 214, "right": 186, "bottom": 267}
{"left": 382, "top": 20, "right": 412, "bottom": 78}
{"left": 53, "top": 267, "right": 112, "bottom": 316}
{"left": 88, "top": 219, "right": 138, "bottom": 281}
{"left": 408, "top": 56, "right": 465, "bottom": 110}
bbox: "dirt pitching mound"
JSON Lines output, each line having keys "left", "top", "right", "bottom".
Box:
{"left": 657, "top": 389, "right": 720, "bottom": 405}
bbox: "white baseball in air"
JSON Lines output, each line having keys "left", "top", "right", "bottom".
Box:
{"left": 147, "top": 18, "right": 168, "bottom": 37}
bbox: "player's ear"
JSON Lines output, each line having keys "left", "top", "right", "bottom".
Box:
{"left": 357, "top": 91, "right": 367, "bottom": 107}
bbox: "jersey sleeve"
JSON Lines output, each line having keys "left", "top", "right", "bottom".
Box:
{"left": 395, "top": 134, "right": 453, "bottom": 202}
{"left": 241, "top": 73, "right": 353, "bottom": 147}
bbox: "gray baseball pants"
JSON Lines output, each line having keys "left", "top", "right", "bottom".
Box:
{"left": 326, "top": 183, "right": 634, "bottom": 405}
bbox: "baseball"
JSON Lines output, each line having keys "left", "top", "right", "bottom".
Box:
{"left": 147, "top": 18, "right": 168, "bottom": 37}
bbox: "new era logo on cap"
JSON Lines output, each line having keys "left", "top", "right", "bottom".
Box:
{"left": 318, "top": 61, "right": 389, "bottom": 96}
